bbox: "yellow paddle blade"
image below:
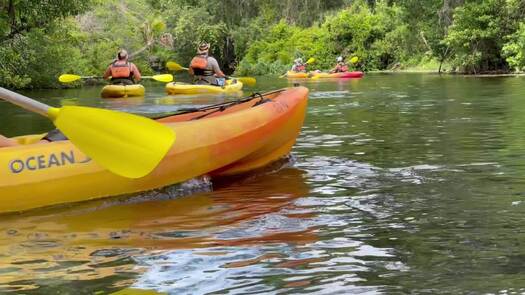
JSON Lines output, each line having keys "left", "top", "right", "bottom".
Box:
{"left": 306, "top": 58, "right": 316, "bottom": 64}
{"left": 232, "top": 77, "right": 256, "bottom": 86}
{"left": 59, "top": 74, "right": 82, "bottom": 83}
{"left": 166, "top": 61, "right": 188, "bottom": 71}
{"left": 48, "top": 106, "right": 175, "bottom": 178}
{"left": 150, "top": 74, "right": 174, "bottom": 83}
{"left": 350, "top": 56, "right": 359, "bottom": 64}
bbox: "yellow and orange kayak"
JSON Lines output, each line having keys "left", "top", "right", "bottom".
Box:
{"left": 101, "top": 84, "right": 145, "bottom": 98}
{"left": 165, "top": 80, "right": 243, "bottom": 95}
{"left": 0, "top": 87, "right": 308, "bottom": 213}
{"left": 285, "top": 71, "right": 309, "bottom": 78}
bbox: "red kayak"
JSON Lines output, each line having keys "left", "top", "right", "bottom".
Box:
{"left": 311, "top": 71, "right": 364, "bottom": 79}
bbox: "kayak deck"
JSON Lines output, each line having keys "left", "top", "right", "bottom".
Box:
{"left": 165, "top": 80, "right": 243, "bottom": 95}
{"left": 101, "top": 84, "right": 145, "bottom": 98}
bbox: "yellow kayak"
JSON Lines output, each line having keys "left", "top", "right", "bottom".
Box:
{"left": 0, "top": 87, "right": 308, "bottom": 213}
{"left": 165, "top": 80, "right": 243, "bottom": 95}
{"left": 101, "top": 84, "right": 145, "bottom": 98}
{"left": 285, "top": 71, "right": 309, "bottom": 78}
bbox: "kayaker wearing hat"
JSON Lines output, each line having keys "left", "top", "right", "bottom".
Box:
{"left": 189, "top": 42, "right": 226, "bottom": 86}
{"left": 103, "top": 49, "right": 142, "bottom": 85}
{"left": 330, "top": 56, "right": 349, "bottom": 73}
{"left": 291, "top": 58, "right": 307, "bottom": 73}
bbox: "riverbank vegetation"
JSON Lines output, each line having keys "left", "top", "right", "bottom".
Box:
{"left": 2, "top": 0, "right": 525, "bottom": 88}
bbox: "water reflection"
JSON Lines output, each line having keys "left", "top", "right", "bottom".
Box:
{"left": 5, "top": 74, "right": 525, "bottom": 293}
{"left": 0, "top": 168, "right": 315, "bottom": 293}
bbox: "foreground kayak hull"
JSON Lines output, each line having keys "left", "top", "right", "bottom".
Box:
{"left": 311, "top": 71, "right": 364, "bottom": 79}
{"left": 166, "top": 80, "right": 243, "bottom": 95}
{"left": 0, "top": 87, "right": 308, "bottom": 213}
{"left": 101, "top": 84, "right": 145, "bottom": 98}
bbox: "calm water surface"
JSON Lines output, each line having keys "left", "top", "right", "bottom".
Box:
{"left": 2, "top": 74, "right": 525, "bottom": 294}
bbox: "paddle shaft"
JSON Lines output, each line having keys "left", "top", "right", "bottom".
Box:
{"left": 0, "top": 87, "right": 50, "bottom": 117}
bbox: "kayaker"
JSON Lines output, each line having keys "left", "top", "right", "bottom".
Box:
{"left": 330, "top": 56, "right": 349, "bottom": 73}
{"left": 103, "top": 49, "right": 142, "bottom": 85}
{"left": 189, "top": 42, "right": 226, "bottom": 86}
{"left": 291, "top": 58, "right": 307, "bottom": 73}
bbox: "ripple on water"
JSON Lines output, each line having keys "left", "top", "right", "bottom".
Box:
{"left": 309, "top": 91, "right": 353, "bottom": 99}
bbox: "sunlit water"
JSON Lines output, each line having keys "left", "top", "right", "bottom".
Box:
{"left": 2, "top": 74, "right": 525, "bottom": 294}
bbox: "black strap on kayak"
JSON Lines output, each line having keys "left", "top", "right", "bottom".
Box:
{"left": 153, "top": 88, "right": 287, "bottom": 120}
{"left": 252, "top": 92, "right": 271, "bottom": 107}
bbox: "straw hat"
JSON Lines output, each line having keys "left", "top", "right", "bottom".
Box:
{"left": 198, "top": 42, "right": 210, "bottom": 54}
{"left": 117, "top": 49, "right": 128, "bottom": 60}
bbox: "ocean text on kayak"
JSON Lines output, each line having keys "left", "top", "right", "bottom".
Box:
{"left": 8, "top": 150, "right": 91, "bottom": 174}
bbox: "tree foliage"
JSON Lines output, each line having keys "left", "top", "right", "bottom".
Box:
{"left": 4, "top": 0, "right": 525, "bottom": 88}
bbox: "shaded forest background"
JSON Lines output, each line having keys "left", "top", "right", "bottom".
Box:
{"left": 2, "top": 0, "right": 525, "bottom": 88}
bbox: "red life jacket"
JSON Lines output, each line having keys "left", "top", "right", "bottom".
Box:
{"left": 295, "top": 64, "right": 306, "bottom": 72}
{"left": 190, "top": 55, "right": 213, "bottom": 76}
{"left": 110, "top": 61, "right": 132, "bottom": 78}
{"left": 335, "top": 64, "right": 348, "bottom": 73}
{"left": 190, "top": 55, "right": 209, "bottom": 70}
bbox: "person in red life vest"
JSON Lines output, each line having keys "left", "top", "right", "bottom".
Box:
{"left": 103, "top": 49, "right": 142, "bottom": 85}
{"left": 291, "top": 58, "right": 307, "bottom": 73}
{"left": 189, "top": 43, "right": 226, "bottom": 86}
{"left": 330, "top": 56, "right": 349, "bottom": 73}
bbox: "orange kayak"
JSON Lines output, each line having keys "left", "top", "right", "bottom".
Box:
{"left": 0, "top": 87, "right": 308, "bottom": 213}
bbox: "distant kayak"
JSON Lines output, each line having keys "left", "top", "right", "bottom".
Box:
{"left": 100, "top": 84, "right": 145, "bottom": 98}
{"left": 285, "top": 71, "right": 309, "bottom": 78}
{"left": 310, "top": 71, "right": 364, "bottom": 79}
{"left": 165, "top": 80, "right": 243, "bottom": 95}
{"left": 285, "top": 71, "right": 364, "bottom": 79}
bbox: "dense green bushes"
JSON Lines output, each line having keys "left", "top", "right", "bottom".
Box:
{"left": 236, "top": 1, "right": 408, "bottom": 75}
{"left": 5, "top": 0, "right": 525, "bottom": 88}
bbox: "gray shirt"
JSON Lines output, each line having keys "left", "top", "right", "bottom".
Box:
{"left": 205, "top": 56, "right": 222, "bottom": 74}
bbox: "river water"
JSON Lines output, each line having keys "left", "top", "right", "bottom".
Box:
{"left": 2, "top": 74, "right": 525, "bottom": 294}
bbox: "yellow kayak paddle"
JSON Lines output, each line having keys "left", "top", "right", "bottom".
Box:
{"left": 59, "top": 74, "right": 174, "bottom": 83}
{"left": 165, "top": 61, "right": 256, "bottom": 86}
{"left": 0, "top": 87, "right": 175, "bottom": 178}
{"left": 166, "top": 61, "right": 188, "bottom": 72}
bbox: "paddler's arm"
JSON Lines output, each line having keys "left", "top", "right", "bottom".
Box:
{"left": 103, "top": 66, "right": 112, "bottom": 80}
{"left": 209, "top": 57, "right": 225, "bottom": 78}
{"left": 0, "top": 134, "right": 17, "bottom": 147}
{"left": 131, "top": 63, "right": 142, "bottom": 81}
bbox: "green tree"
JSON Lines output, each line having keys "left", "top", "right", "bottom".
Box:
{"left": 445, "top": 0, "right": 512, "bottom": 73}
{"left": 0, "top": 0, "right": 92, "bottom": 42}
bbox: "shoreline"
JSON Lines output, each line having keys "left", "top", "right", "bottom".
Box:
{"left": 368, "top": 69, "right": 525, "bottom": 77}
